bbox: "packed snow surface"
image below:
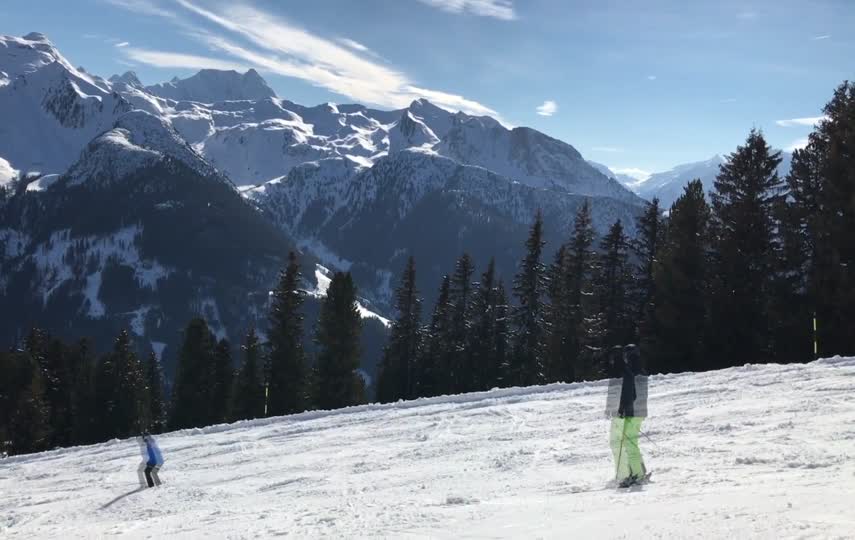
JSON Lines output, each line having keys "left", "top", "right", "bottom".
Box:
{"left": 3, "top": 358, "right": 854, "bottom": 539}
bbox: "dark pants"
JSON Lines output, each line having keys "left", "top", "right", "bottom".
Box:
{"left": 144, "top": 464, "right": 161, "bottom": 487}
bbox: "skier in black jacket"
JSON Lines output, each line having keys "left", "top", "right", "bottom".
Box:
{"left": 607, "top": 344, "right": 648, "bottom": 487}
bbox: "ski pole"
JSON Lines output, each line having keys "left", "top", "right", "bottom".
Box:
{"left": 640, "top": 430, "right": 660, "bottom": 450}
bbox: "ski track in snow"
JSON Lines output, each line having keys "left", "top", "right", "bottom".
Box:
{"left": 2, "top": 358, "right": 855, "bottom": 539}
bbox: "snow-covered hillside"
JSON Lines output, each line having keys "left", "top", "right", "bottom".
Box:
{"left": 0, "top": 31, "right": 645, "bottom": 359}
{"left": 0, "top": 33, "right": 130, "bottom": 175}
{"left": 3, "top": 357, "right": 853, "bottom": 538}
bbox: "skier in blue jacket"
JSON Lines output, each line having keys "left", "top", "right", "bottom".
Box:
{"left": 139, "top": 433, "right": 164, "bottom": 488}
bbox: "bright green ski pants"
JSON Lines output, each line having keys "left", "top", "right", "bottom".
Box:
{"left": 610, "top": 417, "right": 645, "bottom": 482}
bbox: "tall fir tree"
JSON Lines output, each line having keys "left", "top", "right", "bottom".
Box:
{"left": 70, "top": 339, "right": 100, "bottom": 445}
{"left": 314, "top": 272, "right": 364, "bottom": 409}
{"left": 783, "top": 82, "right": 855, "bottom": 358}
{"left": 493, "top": 280, "right": 511, "bottom": 387}
{"left": 96, "top": 330, "right": 146, "bottom": 439}
{"left": 0, "top": 350, "right": 50, "bottom": 455}
{"left": 633, "top": 198, "right": 663, "bottom": 356}
{"left": 416, "top": 275, "right": 452, "bottom": 398}
{"left": 170, "top": 318, "right": 216, "bottom": 430}
{"left": 563, "top": 201, "right": 596, "bottom": 383}
{"left": 267, "top": 251, "right": 307, "bottom": 416}
{"left": 708, "top": 129, "right": 784, "bottom": 367}
{"left": 510, "top": 211, "right": 548, "bottom": 386}
{"left": 377, "top": 256, "right": 423, "bottom": 403}
{"left": 649, "top": 180, "right": 710, "bottom": 374}
{"left": 448, "top": 253, "right": 475, "bottom": 393}
{"left": 231, "top": 328, "right": 266, "bottom": 421}
{"left": 42, "top": 337, "right": 74, "bottom": 448}
{"left": 590, "top": 221, "right": 635, "bottom": 360}
{"left": 143, "top": 352, "right": 167, "bottom": 433}
{"left": 544, "top": 244, "right": 570, "bottom": 383}
{"left": 211, "top": 339, "right": 233, "bottom": 423}
{"left": 468, "top": 259, "right": 503, "bottom": 391}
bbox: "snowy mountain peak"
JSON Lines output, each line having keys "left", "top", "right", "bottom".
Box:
{"left": 109, "top": 70, "right": 142, "bottom": 88}
{"left": 22, "top": 31, "right": 50, "bottom": 42}
{"left": 0, "top": 33, "right": 70, "bottom": 80}
{"left": 64, "top": 110, "right": 219, "bottom": 187}
{"left": 390, "top": 110, "right": 440, "bottom": 153}
{"left": 145, "top": 68, "right": 277, "bottom": 103}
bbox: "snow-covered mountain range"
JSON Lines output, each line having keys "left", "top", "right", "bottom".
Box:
{"left": 596, "top": 153, "right": 794, "bottom": 209}
{"left": 0, "top": 32, "right": 645, "bottom": 369}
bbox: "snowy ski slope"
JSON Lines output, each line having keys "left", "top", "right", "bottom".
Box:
{"left": 2, "top": 358, "right": 854, "bottom": 539}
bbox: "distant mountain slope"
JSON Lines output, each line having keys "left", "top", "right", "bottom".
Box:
{"left": 1, "top": 32, "right": 646, "bottom": 359}
{"left": 0, "top": 33, "right": 130, "bottom": 176}
{"left": 602, "top": 153, "right": 794, "bottom": 208}
{"left": 145, "top": 68, "right": 276, "bottom": 103}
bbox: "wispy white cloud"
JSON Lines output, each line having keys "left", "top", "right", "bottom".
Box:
{"left": 591, "top": 146, "right": 622, "bottom": 153}
{"left": 115, "top": 41, "right": 130, "bottom": 48}
{"left": 812, "top": 34, "right": 831, "bottom": 40}
{"left": 776, "top": 116, "right": 826, "bottom": 127}
{"left": 536, "top": 100, "right": 557, "bottom": 117}
{"left": 103, "top": 0, "right": 176, "bottom": 19}
{"left": 647, "top": 75, "right": 657, "bottom": 81}
{"left": 785, "top": 138, "right": 810, "bottom": 152}
{"left": 737, "top": 10, "right": 757, "bottom": 20}
{"left": 417, "top": 0, "right": 516, "bottom": 20}
{"left": 124, "top": 47, "right": 246, "bottom": 71}
{"left": 719, "top": 98, "right": 737, "bottom": 104}
{"left": 114, "top": 0, "right": 501, "bottom": 119}
{"left": 612, "top": 167, "right": 651, "bottom": 181}
{"left": 336, "top": 38, "right": 370, "bottom": 53}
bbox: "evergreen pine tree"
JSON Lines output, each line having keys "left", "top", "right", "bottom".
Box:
{"left": 783, "top": 82, "right": 855, "bottom": 358}
{"left": 510, "top": 211, "right": 548, "bottom": 386}
{"left": 564, "top": 201, "right": 596, "bottom": 382}
{"left": 43, "top": 337, "right": 73, "bottom": 448}
{"left": 170, "top": 318, "right": 216, "bottom": 430}
{"left": 314, "top": 272, "right": 363, "bottom": 409}
{"left": 96, "top": 330, "right": 146, "bottom": 439}
{"left": 416, "top": 275, "right": 452, "bottom": 398}
{"left": 69, "top": 339, "right": 100, "bottom": 445}
{"left": 211, "top": 339, "right": 233, "bottom": 423}
{"left": 448, "top": 253, "right": 475, "bottom": 393}
{"left": 590, "top": 221, "right": 634, "bottom": 358}
{"left": 493, "top": 280, "right": 511, "bottom": 387}
{"left": 231, "top": 328, "right": 266, "bottom": 421}
{"left": 708, "top": 129, "right": 784, "bottom": 367}
{"left": 633, "top": 198, "right": 663, "bottom": 354}
{"left": 649, "top": 180, "right": 710, "bottom": 374}
{"left": 143, "top": 352, "right": 167, "bottom": 433}
{"left": 468, "top": 259, "right": 502, "bottom": 391}
{"left": 377, "top": 256, "right": 423, "bottom": 403}
{"left": 544, "top": 244, "right": 570, "bottom": 383}
{"left": 113, "top": 330, "right": 146, "bottom": 437}
{"left": 0, "top": 351, "right": 50, "bottom": 455}
{"left": 267, "top": 251, "right": 307, "bottom": 416}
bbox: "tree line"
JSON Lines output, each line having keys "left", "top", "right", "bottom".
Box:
{"left": 3, "top": 81, "right": 854, "bottom": 455}
{"left": 1, "top": 253, "right": 365, "bottom": 456}
{"left": 374, "top": 81, "right": 855, "bottom": 401}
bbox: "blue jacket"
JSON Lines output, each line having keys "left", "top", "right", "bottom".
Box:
{"left": 144, "top": 438, "right": 164, "bottom": 466}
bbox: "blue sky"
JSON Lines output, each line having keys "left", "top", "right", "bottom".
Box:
{"left": 3, "top": 0, "right": 854, "bottom": 173}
